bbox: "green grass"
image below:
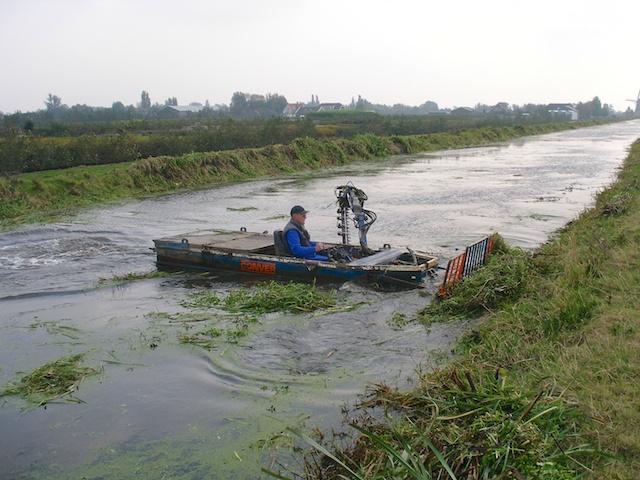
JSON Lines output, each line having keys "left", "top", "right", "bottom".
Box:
{"left": 270, "top": 371, "right": 598, "bottom": 479}
{"left": 418, "top": 234, "right": 526, "bottom": 319}
{"left": 267, "top": 139, "right": 640, "bottom": 479}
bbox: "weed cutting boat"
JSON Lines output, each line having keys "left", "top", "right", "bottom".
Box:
{"left": 152, "top": 184, "right": 438, "bottom": 288}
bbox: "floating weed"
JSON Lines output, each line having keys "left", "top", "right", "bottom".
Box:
{"left": 179, "top": 326, "right": 223, "bottom": 350}
{"left": 28, "top": 320, "right": 83, "bottom": 339}
{"left": 175, "top": 282, "right": 341, "bottom": 350}
{"left": 0, "top": 353, "right": 101, "bottom": 408}
{"left": 145, "top": 311, "right": 217, "bottom": 324}
{"left": 180, "top": 291, "right": 221, "bottom": 309}
{"left": 222, "top": 281, "right": 339, "bottom": 315}
{"left": 180, "top": 280, "right": 349, "bottom": 316}
{"left": 100, "top": 351, "right": 150, "bottom": 368}
{"left": 260, "top": 384, "right": 291, "bottom": 395}
{"left": 264, "top": 214, "right": 288, "bottom": 221}
{"left": 387, "top": 311, "right": 409, "bottom": 330}
{"left": 226, "top": 321, "right": 251, "bottom": 343}
{"left": 226, "top": 206, "right": 258, "bottom": 212}
{"left": 97, "top": 270, "right": 170, "bottom": 286}
{"left": 178, "top": 318, "right": 256, "bottom": 349}
{"left": 176, "top": 307, "right": 258, "bottom": 349}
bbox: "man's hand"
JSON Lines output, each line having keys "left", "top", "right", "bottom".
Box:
{"left": 315, "top": 242, "right": 325, "bottom": 252}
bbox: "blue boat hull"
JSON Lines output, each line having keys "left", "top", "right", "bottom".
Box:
{"left": 152, "top": 230, "right": 437, "bottom": 288}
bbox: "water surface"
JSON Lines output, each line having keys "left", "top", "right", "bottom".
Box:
{"left": 1, "top": 120, "right": 639, "bottom": 479}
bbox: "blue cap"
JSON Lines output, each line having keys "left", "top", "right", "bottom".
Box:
{"left": 290, "top": 205, "right": 308, "bottom": 215}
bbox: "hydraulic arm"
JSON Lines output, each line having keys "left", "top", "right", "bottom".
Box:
{"left": 334, "top": 183, "right": 377, "bottom": 254}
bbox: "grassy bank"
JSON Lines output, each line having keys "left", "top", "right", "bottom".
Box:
{"left": 0, "top": 122, "right": 602, "bottom": 227}
{"left": 279, "top": 140, "right": 640, "bottom": 478}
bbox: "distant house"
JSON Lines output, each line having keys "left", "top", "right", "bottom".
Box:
{"left": 285, "top": 102, "right": 344, "bottom": 118}
{"left": 157, "top": 104, "right": 223, "bottom": 118}
{"left": 488, "top": 102, "right": 512, "bottom": 115}
{"left": 283, "top": 103, "right": 304, "bottom": 117}
{"left": 317, "top": 103, "right": 344, "bottom": 112}
{"left": 451, "top": 107, "right": 475, "bottom": 115}
{"left": 547, "top": 103, "right": 578, "bottom": 121}
{"left": 158, "top": 105, "right": 204, "bottom": 118}
{"left": 293, "top": 106, "right": 312, "bottom": 118}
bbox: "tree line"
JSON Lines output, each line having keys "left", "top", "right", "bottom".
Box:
{"left": 0, "top": 90, "right": 629, "bottom": 175}
{"left": 0, "top": 114, "right": 615, "bottom": 175}
{"left": 2, "top": 91, "right": 291, "bottom": 129}
{"left": 2, "top": 90, "right": 629, "bottom": 135}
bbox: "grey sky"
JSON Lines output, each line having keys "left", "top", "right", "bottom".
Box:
{"left": 1, "top": 0, "right": 639, "bottom": 113}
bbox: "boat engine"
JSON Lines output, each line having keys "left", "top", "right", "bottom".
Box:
{"left": 335, "top": 183, "right": 377, "bottom": 254}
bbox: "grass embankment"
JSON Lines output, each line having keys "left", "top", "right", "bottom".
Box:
{"left": 282, "top": 141, "right": 640, "bottom": 479}
{"left": 0, "top": 122, "right": 600, "bottom": 226}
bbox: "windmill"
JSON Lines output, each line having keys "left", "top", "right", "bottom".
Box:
{"left": 627, "top": 89, "right": 640, "bottom": 115}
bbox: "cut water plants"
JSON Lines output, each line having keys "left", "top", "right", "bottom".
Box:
{"left": 222, "top": 280, "right": 340, "bottom": 314}
{"left": 183, "top": 280, "right": 340, "bottom": 315}
{"left": 0, "top": 353, "right": 101, "bottom": 408}
{"left": 176, "top": 281, "right": 346, "bottom": 350}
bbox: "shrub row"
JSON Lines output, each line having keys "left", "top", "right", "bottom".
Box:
{"left": 1, "top": 116, "right": 608, "bottom": 175}
{"left": 0, "top": 123, "right": 608, "bottom": 225}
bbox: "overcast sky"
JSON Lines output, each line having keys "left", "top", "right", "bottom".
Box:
{"left": 1, "top": 0, "right": 639, "bottom": 114}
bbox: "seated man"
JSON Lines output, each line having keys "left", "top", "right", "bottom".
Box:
{"left": 283, "top": 205, "right": 328, "bottom": 261}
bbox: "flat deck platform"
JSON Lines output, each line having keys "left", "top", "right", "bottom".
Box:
{"left": 161, "top": 230, "right": 274, "bottom": 252}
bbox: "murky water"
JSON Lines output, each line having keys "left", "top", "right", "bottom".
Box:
{"left": 1, "top": 120, "right": 639, "bottom": 479}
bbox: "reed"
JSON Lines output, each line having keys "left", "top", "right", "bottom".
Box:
{"left": 266, "top": 369, "right": 598, "bottom": 479}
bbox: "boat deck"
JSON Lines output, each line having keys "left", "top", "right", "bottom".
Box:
{"left": 163, "top": 230, "right": 275, "bottom": 253}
